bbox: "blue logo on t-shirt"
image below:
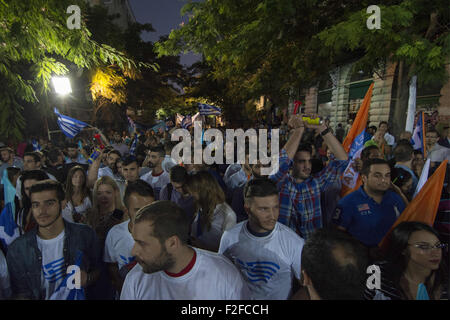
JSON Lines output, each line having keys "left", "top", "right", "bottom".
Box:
{"left": 119, "top": 255, "right": 135, "bottom": 265}
{"left": 42, "top": 257, "right": 65, "bottom": 283}
{"left": 236, "top": 259, "right": 280, "bottom": 283}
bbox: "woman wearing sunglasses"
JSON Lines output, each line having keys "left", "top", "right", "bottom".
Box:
{"left": 365, "top": 221, "right": 448, "bottom": 300}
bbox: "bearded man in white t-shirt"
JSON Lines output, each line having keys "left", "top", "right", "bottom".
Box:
{"left": 219, "top": 178, "right": 305, "bottom": 300}
{"left": 104, "top": 180, "right": 154, "bottom": 295}
{"left": 141, "top": 146, "right": 170, "bottom": 201}
{"left": 120, "top": 201, "right": 250, "bottom": 300}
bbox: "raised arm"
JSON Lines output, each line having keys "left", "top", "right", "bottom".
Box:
{"left": 305, "top": 119, "right": 348, "bottom": 161}
{"left": 283, "top": 115, "right": 306, "bottom": 160}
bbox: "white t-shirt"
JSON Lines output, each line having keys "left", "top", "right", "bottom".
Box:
{"left": 140, "top": 170, "right": 170, "bottom": 201}
{"left": 219, "top": 221, "right": 304, "bottom": 300}
{"left": 120, "top": 247, "right": 250, "bottom": 300}
{"left": 0, "top": 249, "right": 11, "bottom": 299}
{"left": 104, "top": 220, "right": 135, "bottom": 270}
{"left": 61, "top": 197, "right": 92, "bottom": 223}
{"left": 190, "top": 203, "right": 236, "bottom": 250}
{"left": 162, "top": 156, "right": 177, "bottom": 173}
{"left": 36, "top": 230, "right": 65, "bottom": 300}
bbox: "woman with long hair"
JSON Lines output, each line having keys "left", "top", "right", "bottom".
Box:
{"left": 87, "top": 176, "right": 125, "bottom": 248}
{"left": 62, "top": 166, "right": 92, "bottom": 223}
{"left": 365, "top": 221, "right": 448, "bottom": 300}
{"left": 185, "top": 170, "right": 236, "bottom": 252}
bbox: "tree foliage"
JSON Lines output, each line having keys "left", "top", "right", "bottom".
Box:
{"left": 0, "top": 0, "right": 154, "bottom": 142}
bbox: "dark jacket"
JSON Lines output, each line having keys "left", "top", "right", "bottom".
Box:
{"left": 6, "top": 220, "right": 102, "bottom": 300}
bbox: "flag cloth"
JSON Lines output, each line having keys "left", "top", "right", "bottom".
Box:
{"left": 411, "top": 111, "right": 426, "bottom": 156}
{"left": 49, "top": 250, "right": 85, "bottom": 300}
{"left": 378, "top": 160, "right": 448, "bottom": 250}
{"left": 176, "top": 113, "right": 184, "bottom": 126}
{"left": 129, "top": 134, "right": 138, "bottom": 156}
{"left": 340, "top": 82, "right": 374, "bottom": 197}
{"left": 181, "top": 115, "right": 192, "bottom": 129}
{"left": 32, "top": 139, "right": 41, "bottom": 151}
{"left": 151, "top": 120, "right": 166, "bottom": 133}
{"left": 54, "top": 108, "right": 88, "bottom": 139}
{"left": 0, "top": 170, "right": 20, "bottom": 250}
{"left": 413, "top": 158, "right": 430, "bottom": 198}
{"left": 198, "top": 103, "right": 222, "bottom": 116}
{"left": 191, "top": 112, "right": 201, "bottom": 123}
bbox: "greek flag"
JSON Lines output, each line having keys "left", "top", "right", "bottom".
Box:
{"left": 129, "top": 134, "right": 137, "bottom": 156}
{"left": 49, "top": 250, "right": 85, "bottom": 300}
{"left": 411, "top": 111, "right": 425, "bottom": 155}
{"left": 0, "top": 170, "right": 20, "bottom": 250}
{"left": 32, "top": 139, "right": 41, "bottom": 151}
{"left": 54, "top": 108, "right": 88, "bottom": 139}
{"left": 181, "top": 115, "right": 192, "bottom": 129}
{"left": 198, "top": 103, "right": 222, "bottom": 116}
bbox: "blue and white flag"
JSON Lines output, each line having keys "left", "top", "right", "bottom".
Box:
{"left": 49, "top": 250, "right": 85, "bottom": 300}
{"left": 54, "top": 108, "right": 88, "bottom": 139}
{"left": 127, "top": 116, "right": 136, "bottom": 135}
{"left": 181, "top": 115, "right": 192, "bottom": 129}
{"left": 198, "top": 103, "right": 222, "bottom": 116}
{"left": 151, "top": 120, "right": 166, "bottom": 133}
{"left": 413, "top": 158, "right": 430, "bottom": 199}
{"left": 32, "top": 139, "right": 41, "bottom": 151}
{"left": 0, "top": 170, "right": 19, "bottom": 250}
{"left": 411, "top": 111, "right": 425, "bottom": 155}
{"left": 129, "top": 134, "right": 137, "bottom": 156}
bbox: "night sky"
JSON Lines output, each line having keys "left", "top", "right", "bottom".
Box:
{"left": 128, "top": 0, "right": 201, "bottom": 66}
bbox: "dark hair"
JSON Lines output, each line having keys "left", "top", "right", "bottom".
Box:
{"left": 391, "top": 167, "right": 412, "bottom": 188}
{"left": 122, "top": 155, "right": 138, "bottom": 167}
{"left": 66, "top": 143, "right": 78, "bottom": 149}
{"left": 21, "top": 170, "right": 50, "bottom": 201}
{"left": 47, "top": 147, "right": 62, "bottom": 165}
{"left": 379, "top": 121, "right": 388, "bottom": 128}
{"left": 413, "top": 150, "right": 423, "bottom": 157}
{"left": 65, "top": 166, "right": 90, "bottom": 202}
{"left": 393, "top": 141, "right": 413, "bottom": 162}
{"left": 296, "top": 143, "right": 312, "bottom": 155}
{"left": 243, "top": 178, "right": 278, "bottom": 204}
{"left": 24, "top": 151, "right": 42, "bottom": 163}
{"left": 361, "top": 145, "right": 381, "bottom": 161}
{"left": 384, "top": 222, "right": 448, "bottom": 299}
{"left": 135, "top": 201, "right": 190, "bottom": 245}
{"left": 123, "top": 180, "right": 154, "bottom": 208}
{"left": 0, "top": 147, "right": 14, "bottom": 154}
{"left": 169, "top": 165, "right": 188, "bottom": 184}
{"left": 360, "top": 158, "right": 390, "bottom": 177}
{"left": 6, "top": 167, "right": 21, "bottom": 185}
{"left": 149, "top": 145, "right": 165, "bottom": 157}
{"left": 302, "top": 228, "right": 369, "bottom": 299}
{"left": 107, "top": 149, "right": 121, "bottom": 158}
{"left": 29, "top": 180, "right": 65, "bottom": 202}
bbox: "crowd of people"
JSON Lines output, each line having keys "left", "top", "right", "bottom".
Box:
{"left": 0, "top": 113, "right": 448, "bottom": 300}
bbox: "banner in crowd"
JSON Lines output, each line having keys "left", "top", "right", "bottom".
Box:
{"left": 411, "top": 111, "right": 427, "bottom": 157}
{"left": 198, "top": 103, "right": 222, "bottom": 116}
{"left": 340, "top": 82, "right": 374, "bottom": 197}
{"left": 129, "top": 134, "right": 138, "bottom": 156}
{"left": 0, "top": 170, "right": 19, "bottom": 250}
{"left": 379, "top": 160, "right": 448, "bottom": 250}
{"left": 54, "top": 108, "right": 88, "bottom": 139}
{"left": 49, "top": 250, "right": 85, "bottom": 300}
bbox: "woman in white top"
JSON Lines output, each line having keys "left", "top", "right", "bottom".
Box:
{"left": 62, "top": 166, "right": 92, "bottom": 223}
{"left": 185, "top": 171, "right": 236, "bottom": 252}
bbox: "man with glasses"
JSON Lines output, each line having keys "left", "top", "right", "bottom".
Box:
{"left": 333, "top": 158, "right": 406, "bottom": 250}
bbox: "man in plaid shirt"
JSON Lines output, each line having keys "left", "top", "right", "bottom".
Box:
{"left": 270, "top": 115, "right": 349, "bottom": 240}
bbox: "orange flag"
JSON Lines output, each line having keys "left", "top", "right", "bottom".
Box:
{"left": 378, "top": 160, "right": 448, "bottom": 250}
{"left": 340, "top": 83, "right": 374, "bottom": 197}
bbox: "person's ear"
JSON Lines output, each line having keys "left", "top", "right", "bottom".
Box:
{"left": 165, "top": 235, "right": 178, "bottom": 253}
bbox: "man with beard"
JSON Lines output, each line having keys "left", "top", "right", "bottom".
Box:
{"left": 0, "top": 147, "right": 23, "bottom": 182}
{"left": 219, "top": 178, "right": 304, "bottom": 300}
{"left": 141, "top": 146, "right": 170, "bottom": 201}
{"left": 6, "top": 180, "right": 102, "bottom": 299}
{"left": 270, "top": 114, "right": 349, "bottom": 240}
{"left": 87, "top": 149, "right": 125, "bottom": 197}
{"left": 333, "top": 158, "right": 406, "bottom": 248}
{"left": 65, "top": 143, "right": 87, "bottom": 165}
{"left": 110, "top": 131, "right": 129, "bottom": 157}
{"left": 120, "top": 201, "right": 249, "bottom": 300}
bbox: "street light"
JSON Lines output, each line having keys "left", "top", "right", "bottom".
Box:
{"left": 52, "top": 76, "right": 72, "bottom": 95}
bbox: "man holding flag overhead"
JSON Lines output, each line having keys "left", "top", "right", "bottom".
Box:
{"left": 6, "top": 180, "right": 102, "bottom": 299}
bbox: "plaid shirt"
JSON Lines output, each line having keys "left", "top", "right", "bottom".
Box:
{"left": 270, "top": 149, "right": 348, "bottom": 240}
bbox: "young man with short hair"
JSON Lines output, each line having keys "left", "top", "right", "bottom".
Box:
{"left": 104, "top": 180, "right": 154, "bottom": 296}
{"left": 6, "top": 180, "right": 102, "bottom": 299}
{"left": 120, "top": 201, "right": 250, "bottom": 300}
{"left": 141, "top": 146, "right": 170, "bottom": 201}
{"left": 333, "top": 158, "right": 406, "bottom": 248}
{"left": 219, "top": 178, "right": 304, "bottom": 300}
{"left": 159, "top": 165, "right": 195, "bottom": 222}
{"left": 121, "top": 156, "right": 141, "bottom": 184}
{"left": 65, "top": 143, "right": 87, "bottom": 165}
{"left": 0, "top": 147, "right": 23, "bottom": 182}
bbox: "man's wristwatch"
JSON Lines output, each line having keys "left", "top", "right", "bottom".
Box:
{"left": 320, "top": 128, "right": 331, "bottom": 136}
